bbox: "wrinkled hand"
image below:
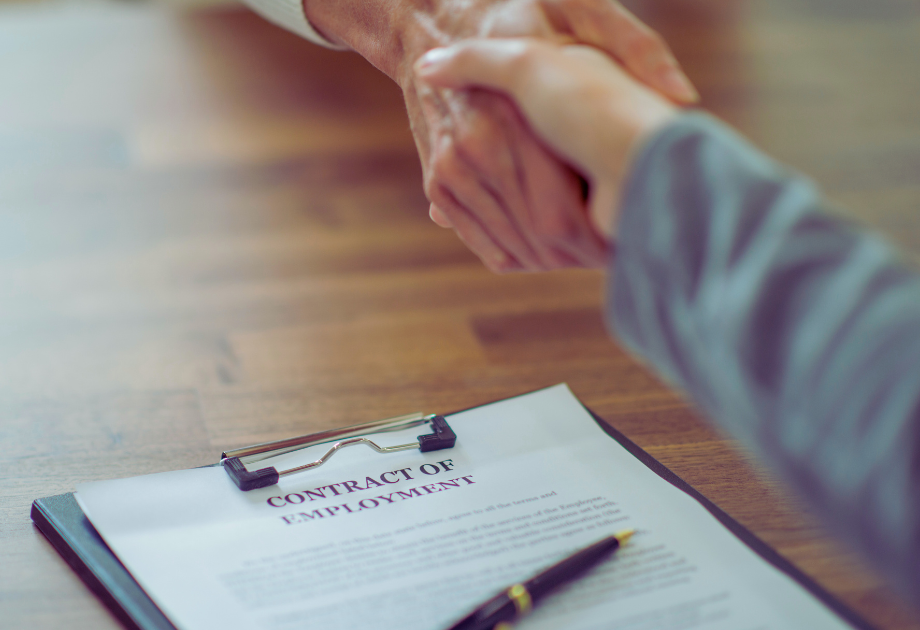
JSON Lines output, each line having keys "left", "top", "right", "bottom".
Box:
{"left": 305, "top": 0, "right": 695, "bottom": 272}
{"left": 404, "top": 80, "right": 599, "bottom": 271}
{"left": 396, "top": 0, "right": 696, "bottom": 271}
{"left": 416, "top": 38, "right": 678, "bottom": 240}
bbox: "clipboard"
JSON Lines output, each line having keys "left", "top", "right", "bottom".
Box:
{"left": 31, "top": 399, "right": 878, "bottom": 630}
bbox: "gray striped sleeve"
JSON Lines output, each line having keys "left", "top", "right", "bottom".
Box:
{"left": 608, "top": 112, "right": 920, "bottom": 602}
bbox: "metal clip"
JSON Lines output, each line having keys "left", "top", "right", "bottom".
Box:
{"left": 221, "top": 413, "right": 457, "bottom": 491}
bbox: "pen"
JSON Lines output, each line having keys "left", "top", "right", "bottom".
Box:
{"left": 445, "top": 530, "right": 635, "bottom": 630}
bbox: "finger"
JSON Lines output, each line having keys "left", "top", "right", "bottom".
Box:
{"left": 419, "top": 87, "right": 547, "bottom": 270}
{"left": 425, "top": 71, "right": 609, "bottom": 267}
{"left": 493, "top": 98, "right": 605, "bottom": 268}
{"left": 444, "top": 91, "right": 572, "bottom": 271}
{"left": 552, "top": 0, "right": 698, "bottom": 103}
{"left": 435, "top": 136, "right": 547, "bottom": 271}
{"left": 429, "top": 203, "right": 453, "bottom": 228}
{"left": 513, "top": 135, "right": 609, "bottom": 268}
{"left": 430, "top": 184, "right": 523, "bottom": 273}
{"left": 416, "top": 40, "right": 534, "bottom": 97}
{"left": 417, "top": 41, "right": 582, "bottom": 171}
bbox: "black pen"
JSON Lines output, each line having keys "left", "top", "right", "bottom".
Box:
{"left": 445, "top": 530, "right": 635, "bottom": 630}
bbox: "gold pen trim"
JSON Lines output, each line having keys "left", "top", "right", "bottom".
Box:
{"left": 615, "top": 529, "right": 636, "bottom": 546}
{"left": 506, "top": 583, "right": 533, "bottom": 617}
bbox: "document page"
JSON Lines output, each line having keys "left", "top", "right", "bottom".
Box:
{"left": 76, "top": 384, "right": 854, "bottom": 630}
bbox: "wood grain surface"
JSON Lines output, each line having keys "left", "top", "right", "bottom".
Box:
{"left": 1, "top": 0, "right": 919, "bottom": 628}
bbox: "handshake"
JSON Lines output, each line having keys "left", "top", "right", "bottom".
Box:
{"left": 301, "top": 0, "right": 697, "bottom": 273}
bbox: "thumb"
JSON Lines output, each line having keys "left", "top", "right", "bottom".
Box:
{"left": 415, "top": 40, "right": 534, "bottom": 99}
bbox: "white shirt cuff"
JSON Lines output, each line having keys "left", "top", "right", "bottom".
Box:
{"left": 243, "top": 0, "right": 350, "bottom": 50}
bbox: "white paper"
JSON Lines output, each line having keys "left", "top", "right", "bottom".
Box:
{"left": 76, "top": 384, "right": 853, "bottom": 630}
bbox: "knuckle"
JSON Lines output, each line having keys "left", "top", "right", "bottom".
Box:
{"left": 423, "top": 179, "right": 442, "bottom": 204}
{"left": 452, "top": 115, "right": 486, "bottom": 148}
{"left": 428, "top": 141, "right": 462, "bottom": 182}
{"left": 424, "top": 159, "right": 454, "bottom": 200}
{"left": 423, "top": 180, "right": 440, "bottom": 203}
{"left": 452, "top": 122, "right": 498, "bottom": 169}
{"left": 507, "top": 41, "right": 542, "bottom": 75}
{"left": 427, "top": 185, "right": 458, "bottom": 219}
{"left": 481, "top": 0, "right": 543, "bottom": 37}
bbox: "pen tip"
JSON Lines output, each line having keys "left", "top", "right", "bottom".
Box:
{"left": 614, "top": 530, "right": 636, "bottom": 545}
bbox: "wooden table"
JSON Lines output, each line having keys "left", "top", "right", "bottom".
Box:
{"left": 1, "top": 0, "right": 919, "bottom": 627}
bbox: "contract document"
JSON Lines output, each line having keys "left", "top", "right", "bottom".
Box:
{"left": 76, "top": 384, "right": 857, "bottom": 630}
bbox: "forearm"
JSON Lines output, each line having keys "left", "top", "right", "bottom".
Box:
{"left": 608, "top": 113, "right": 920, "bottom": 597}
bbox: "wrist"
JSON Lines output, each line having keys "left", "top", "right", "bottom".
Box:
{"left": 593, "top": 98, "right": 677, "bottom": 183}
{"left": 302, "top": 0, "right": 451, "bottom": 83}
{"left": 588, "top": 104, "right": 678, "bottom": 241}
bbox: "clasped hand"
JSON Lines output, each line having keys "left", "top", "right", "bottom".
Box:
{"left": 416, "top": 38, "right": 678, "bottom": 246}
{"left": 307, "top": 0, "right": 695, "bottom": 272}
{"left": 402, "top": 0, "right": 694, "bottom": 272}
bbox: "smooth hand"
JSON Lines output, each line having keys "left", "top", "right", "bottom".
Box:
{"left": 306, "top": 0, "right": 694, "bottom": 271}
{"left": 415, "top": 38, "right": 678, "bottom": 240}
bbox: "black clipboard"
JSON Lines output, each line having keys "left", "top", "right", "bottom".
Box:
{"left": 31, "top": 405, "right": 878, "bottom": 630}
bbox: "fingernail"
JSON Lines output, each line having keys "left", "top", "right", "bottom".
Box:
{"left": 488, "top": 250, "right": 525, "bottom": 273}
{"left": 491, "top": 250, "right": 510, "bottom": 268}
{"left": 660, "top": 67, "right": 699, "bottom": 103}
{"left": 416, "top": 48, "right": 452, "bottom": 73}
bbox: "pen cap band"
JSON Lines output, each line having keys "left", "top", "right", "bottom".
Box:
{"left": 506, "top": 584, "right": 533, "bottom": 617}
